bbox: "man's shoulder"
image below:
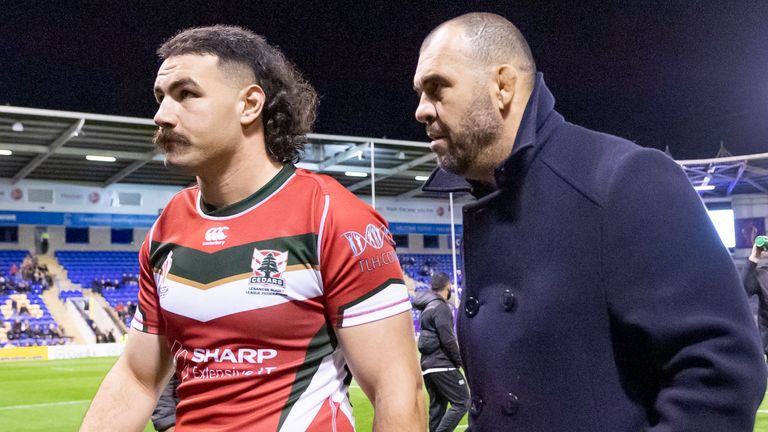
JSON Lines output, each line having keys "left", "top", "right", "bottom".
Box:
{"left": 293, "top": 168, "right": 360, "bottom": 199}
{"left": 170, "top": 185, "right": 199, "bottom": 202}
{"left": 156, "top": 186, "right": 199, "bottom": 220}
{"left": 294, "top": 168, "right": 380, "bottom": 219}
{"left": 538, "top": 123, "right": 675, "bottom": 207}
{"left": 411, "top": 291, "right": 441, "bottom": 309}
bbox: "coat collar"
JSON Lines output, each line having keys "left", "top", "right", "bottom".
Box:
{"left": 422, "top": 72, "right": 561, "bottom": 198}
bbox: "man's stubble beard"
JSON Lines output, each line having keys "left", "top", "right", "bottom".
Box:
{"left": 438, "top": 92, "right": 503, "bottom": 179}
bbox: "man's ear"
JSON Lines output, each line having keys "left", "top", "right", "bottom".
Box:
{"left": 240, "top": 84, "right": 266, "bottom": 126}
{"left": 495, "top": 64, "right": 518, "bottom": 110}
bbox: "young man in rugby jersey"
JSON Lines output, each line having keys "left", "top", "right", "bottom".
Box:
{"left": 82, "top": 25, "right": 425, "bottom": 431}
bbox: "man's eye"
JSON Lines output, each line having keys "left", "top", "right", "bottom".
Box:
{"left": 180, "top": 90, "right": 194, "bottom": 99}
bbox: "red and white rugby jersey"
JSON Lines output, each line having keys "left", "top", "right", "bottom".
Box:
{"left": 131, "top": 164, "right": 410, "bottom": 431}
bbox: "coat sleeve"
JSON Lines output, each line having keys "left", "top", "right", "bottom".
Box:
{"left": 601, "top": 149, "right": 766, "bottom": 431}
{"left": 434, "top": 303, "right": 463, "bottom": 368}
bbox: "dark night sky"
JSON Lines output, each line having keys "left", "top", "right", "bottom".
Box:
{"left": 2, "top": 1, "right": 767, "bottom": 159}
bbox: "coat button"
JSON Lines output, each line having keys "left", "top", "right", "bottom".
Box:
{"left": 469, "top": 395, "right": 484, "bottom": 417}
{"left": 502, "top": 393, "right": 519, "bottom": 416}
{"left": 501, "top": 289, "right": 516, "bottom": 312}
{"left": 465, "top": 297, "right": 480, "bottom": 317}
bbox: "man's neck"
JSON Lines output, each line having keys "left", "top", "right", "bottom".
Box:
{"left": 197, "top": 149, "right": 283, "bottom": 210}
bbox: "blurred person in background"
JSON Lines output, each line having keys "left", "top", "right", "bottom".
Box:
{"left": 743, "top": 239, "right": 768, "bottom": 357}
{"left": 412, "top": 272, "right": 468, "bottom": 432}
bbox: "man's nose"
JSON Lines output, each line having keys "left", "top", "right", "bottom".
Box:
{"left": 153, "top": 98, "right": 177, "bottom": 129}
{"left": 415, "top": 94, "right": 436, "bottom": 125}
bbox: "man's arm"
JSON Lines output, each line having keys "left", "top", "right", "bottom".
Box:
{"left": 604, "top": 149, "right": 766, "bottom": 431}
{"left": 743, "top": 243, "right": 761, "bottom": 296}
{"left": 337, "top": 311, "right": 426, "bottom": 432}
{"left": 81, "top": 328, "right": 174, "bottom": 431}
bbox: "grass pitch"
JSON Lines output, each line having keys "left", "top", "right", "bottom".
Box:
{"left": 0, "top": 357, "right": 463, "bottom": 431}
{"left": 9, "top": 356, "right": 766, "bottom": 431}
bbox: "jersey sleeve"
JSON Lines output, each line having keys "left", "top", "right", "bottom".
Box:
{"left": 131, "top": 231, "right": 166, "bottom": 335}
{"left": 319, "top": 186, "right": 411, "bottom": 328}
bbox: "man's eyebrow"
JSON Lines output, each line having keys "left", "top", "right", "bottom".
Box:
{"left": 153, "top": 78, "right": 201, "bottom": 99}
{"left": 414, "top": 73, "right": 449, "bottom": 94}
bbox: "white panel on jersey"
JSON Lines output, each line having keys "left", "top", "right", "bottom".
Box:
{"left": 341, "top": 282, "right": 412, "bottom": 327}
{"left": 159, "top": 269, "right": 323, "bottom": 322}
{"left": 279, "top": 348, "right": 353, "bottom": 432}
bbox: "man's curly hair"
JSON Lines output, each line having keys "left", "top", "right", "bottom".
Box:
{"left": 157, "top": 25, "right": 317, "bottom": 163}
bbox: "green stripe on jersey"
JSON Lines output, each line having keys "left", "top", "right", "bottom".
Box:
{"left": 338, "top": 278, "right": 406, "bottom": 316}
{"left": 149, "top": 233, "right": 318, "bottom": 284}
{"left": 277, "top": 324, "right": 337, "bottom": 430}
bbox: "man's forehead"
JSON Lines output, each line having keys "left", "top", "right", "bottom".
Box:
{"left": 156, "top": 54, "right": 220, "bottom": 82}
{"left": 415, "top": 32, "right": 471, "bottom": 84}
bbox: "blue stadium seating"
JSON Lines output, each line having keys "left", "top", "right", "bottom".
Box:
{"left": 399, "top": 253, "right": 463, "bottom": 287}
{"left": 0, "top": 249, "right": 28, "bottom": 275}
{"left": 56, "top": 250, "right": 139, "bottom": 287}
{"left": 2, "top": 290, "right": 65, "bottom": 347}
{"left": 55, "top": 251, "right": 141, "bottom": 327}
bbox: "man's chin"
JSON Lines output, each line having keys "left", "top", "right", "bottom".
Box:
{"left": 163, "top": 158, "right": 195, "bottom": 176}
{"left": 436, "top": 156, "right": 467, "bottom": 177}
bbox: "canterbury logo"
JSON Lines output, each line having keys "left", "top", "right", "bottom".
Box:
{"left": 203, "top": 226, "right": 229, "bottom": 245}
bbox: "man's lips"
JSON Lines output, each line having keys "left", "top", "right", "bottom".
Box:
{"left": 429, "top": 136, "right": 448, "bottom": 152}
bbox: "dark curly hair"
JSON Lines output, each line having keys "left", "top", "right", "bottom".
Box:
{"left": 157, "top": 25, "right": 318, "bottom": 163}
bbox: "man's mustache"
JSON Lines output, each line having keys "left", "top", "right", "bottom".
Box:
{"left": 153, "top": 129, "right": 191, "bottom": 150}
{"left": 426, "top": 126, "right": 446, "bottom": 139}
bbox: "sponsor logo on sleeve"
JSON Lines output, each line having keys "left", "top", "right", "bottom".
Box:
{"left": 342, "top": 224, "right": 399, "bottom": 273}
{"left": 342, "top": 224, "right": 395, "bottom": 257}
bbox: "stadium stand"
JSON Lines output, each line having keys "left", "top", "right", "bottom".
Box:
{"left": 0, "top": 250, "right": 27, "bottom": 276}
{"left": 399, "top": 254, "right": 463, "bottom": 287}
{"left": 0, "top": 251, "right": 66, "bottom": 347}
{"left": 55, "top": 250, "right": 139, "bottom": 288}
{"left": 56, "top": 251, "right": 140, "bottom": 329}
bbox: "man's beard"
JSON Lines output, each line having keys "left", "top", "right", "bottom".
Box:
{"left": 438, "top": 92, "right": 502, "bottom": 178}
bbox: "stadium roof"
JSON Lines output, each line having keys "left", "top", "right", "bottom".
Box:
{"left": 0, "top": 105, "right": 766, "bottom": 200}
{"left": 677, "top": 145, "right": 768, "bottom": 198}
{"left": 0, "top": 105, "right": 440, "bottom": 199}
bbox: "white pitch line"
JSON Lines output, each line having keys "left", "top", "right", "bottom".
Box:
{"left": 0, "top": 400, "right": 90, "bottom": 410}
{"left": 758, "top": 409, "right": 768, "bottom": 413}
